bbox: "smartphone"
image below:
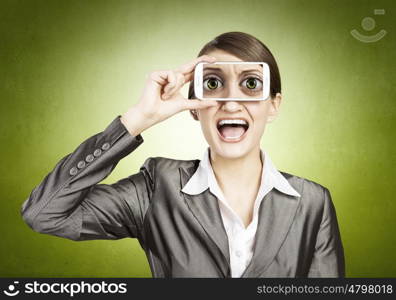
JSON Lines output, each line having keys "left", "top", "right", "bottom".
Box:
{"left": 194, "top": 61, "right": 270, "bottom": 101}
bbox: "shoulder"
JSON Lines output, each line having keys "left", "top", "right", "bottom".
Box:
{"left": 280, "top": 170, "right": 329, "bottom": 194}
{"left": 140, "top": 156, "right": 199, "bottom": 179}
{"left": 279, "top": 170, "right": 332, "bottom": 213}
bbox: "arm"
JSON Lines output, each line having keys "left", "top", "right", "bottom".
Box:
{"left": 308, "top": 187, "right": 346, "bottom": 277}
{"left": 21, "top": 55, "right": 218, "bottom": 243}
{"left": 20, "top": 116, "right": 155, "bottom": 243}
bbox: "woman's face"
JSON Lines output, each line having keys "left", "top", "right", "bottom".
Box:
{"left": 196, "top": 49, "right": 281, "bottom": 160}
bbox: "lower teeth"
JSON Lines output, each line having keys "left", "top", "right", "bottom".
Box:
{"left": 224, "top": 135, "right": 241, "bottom": 139}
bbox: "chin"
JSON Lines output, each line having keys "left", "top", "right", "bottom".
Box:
{"left": 210, "top": 139, "right": 254, "bottom": 160}
{"left": 214, "top": 148, "right": 249, "bottom": 159}
{"left": 216, "top": 118, "right": 258, "bottom": 154}
{"left": 202, "top": 123, "right": 261, "bottom": 160}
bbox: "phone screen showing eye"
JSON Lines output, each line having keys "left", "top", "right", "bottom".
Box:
{"left": 195, "top": 62, "right": 270, "bottom": 101}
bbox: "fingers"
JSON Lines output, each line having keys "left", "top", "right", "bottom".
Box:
{"left": 147, "top": 70, "right": 180, "bottom": 98}
{"left": 181, "top": 99, "right": 218, "bottom": 111}
{"left": 147, "top": 70, "right": 172, "bottom": 94}
{"left": 176, "top": 55, "right": 217, "bottom": 80}
{"left": 146, "top": 55, "right": 217, "bottom": 100}
{"left": 161, "top": 70, "right": 176, "bottom": 98}
{"left": 183, "top": 72, "right": 194, "bottom": 84}
{"left": 163, "top": 72, "right": 185, "bottom": 99}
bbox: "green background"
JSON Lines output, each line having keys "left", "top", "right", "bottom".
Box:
{"left": 1, "top": 0, "right": 395, "bottom": 277}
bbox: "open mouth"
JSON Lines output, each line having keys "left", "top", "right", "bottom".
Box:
{"left": 216, "top": 118, "right": 249, "bottom": 142}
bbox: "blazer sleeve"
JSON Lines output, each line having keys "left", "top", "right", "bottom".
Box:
{"left": 20, "top": 115, "right": 155, "bottom": 244}
{"left": 308, "top": 187, "right": 346, "bottom": 277}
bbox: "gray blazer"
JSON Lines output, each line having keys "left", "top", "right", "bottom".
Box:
{"left": 21, "top": 116, "right": 345, "bottom": 278}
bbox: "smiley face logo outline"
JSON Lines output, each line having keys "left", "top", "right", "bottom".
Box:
{"left": 351, "top": 9, "right": 387, "bottom": 43}
{"left": 3, "top": 281, "right": 20, "bottom": 297}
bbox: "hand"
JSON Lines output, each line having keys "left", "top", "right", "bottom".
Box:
{"left": 121, "top": 55, "right": 218, "bottom": 136}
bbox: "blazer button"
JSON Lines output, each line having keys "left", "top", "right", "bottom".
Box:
{"left": 77, "top": 160, "right": 86, "bottom": 169}
{"left": 69, "top": 167, "right": 78, "bottom": 176}
{"left": 85, "top": 154, "right": 94, "bottom": 163}
{"left": 101, "top": 142, "right": 110, "bottom": 151}
{"left": 93, "top": 149, "right": 102, "bottom": 157}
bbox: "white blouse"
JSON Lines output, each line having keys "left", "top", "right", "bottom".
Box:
{"left": 181, "top": 147, "right": 301, "bottom": 277}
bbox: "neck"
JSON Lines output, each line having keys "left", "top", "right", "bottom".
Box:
{"left": 209, "top": 146, "right": 263, "bottom": 193}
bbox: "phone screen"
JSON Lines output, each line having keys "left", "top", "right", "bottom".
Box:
{"left": 195, "top": 62, "right": 269, "bottom": 101}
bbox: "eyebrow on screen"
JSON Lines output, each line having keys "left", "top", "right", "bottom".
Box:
{"left": 203, "top": 67, "right": 262, "bottom": 75}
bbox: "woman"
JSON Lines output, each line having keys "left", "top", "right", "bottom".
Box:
{"left": 21, "top": 32, "right": 345, "bottom": 278}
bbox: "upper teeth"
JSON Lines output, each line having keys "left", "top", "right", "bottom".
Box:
{"left": 218, "top": 119, "right": 248, "bottom": 126}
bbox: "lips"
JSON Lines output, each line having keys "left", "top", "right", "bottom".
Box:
{"left": 216, "top": 118, "right": 250, "bottom": 143}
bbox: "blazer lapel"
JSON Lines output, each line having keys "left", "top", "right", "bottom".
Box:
{"left": 179, "top": 165, "right": 231, "bottom": 277}
{"left": 240, "top": 185, "right": 302, "bottom": 277}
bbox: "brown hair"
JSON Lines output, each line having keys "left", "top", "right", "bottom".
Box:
{"left": 188, "top": 31, "right": 281, "bottom": 120}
